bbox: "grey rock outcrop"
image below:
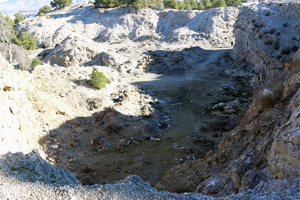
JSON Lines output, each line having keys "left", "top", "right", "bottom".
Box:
{"left": 43, "top": 33, "right": 125, "bottom": 67}
{"left": 232, "top": 3, "right": 300, "bottom": 78}
{"left": 16, "top": 5, "right": 238, "bottom": 48}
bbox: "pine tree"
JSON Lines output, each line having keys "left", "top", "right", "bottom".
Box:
{"left": 212, "top": 0, "right": 226, "bottom": 7}
{"left": 15, "top": 32, "right": 36, "bottom": 50}
{"left": 198, "top": 3, "right": 205, "bottom": 9}
{"left": 225, "top": 0, "right": 241, "bottom": 6}
{"left": 203, "top": 0, "right": 212, "bottom": 9}
{"left": 156, "top": 0, "right": 164, "bottom": 8}
{"left": 51, "top": 0, "right": 73, "bottom": 9}
{"left": 178, "top": 1, "right": 186, "bottom": 10}
{"left": 190, "top": 0, "right": 198, "bottom": 9}
{"left": 14, "top": 13, "right": 24, "bottom": 24}
{"left": 185, "top": 1, "right": 192, "bottom": 10}
{"left": 39, "top": 5, "right": 52, "bottom": 14}
{"left": 164, "top": 0, "right": 179, "bottom": 9}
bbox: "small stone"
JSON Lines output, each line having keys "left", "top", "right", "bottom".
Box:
{"left": 51, "top": 145, "right": 59, "bottom": 149}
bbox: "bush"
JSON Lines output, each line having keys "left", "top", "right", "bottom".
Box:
{"left": 39, "top": 12, "right": 45, "bottom": 17}
{"left": 14, "top": 32, "right": 36, "bottom": 50}
{"left": 31, "top": 58, "right": 42, "bottom": 67}
{"left": 51, "top": 0, "right": 73, "bottom": 9}
{"left": 39, "top": 5, "right": 51, "bottom": 14}
{"left": 164, "top": 0, "right": 179, "bottom": 9}
{"left": 89, "top": 71, "right": 108, "bottom": 89}
{"left": 14, "top": 13, "right": 24, "bottom": 24}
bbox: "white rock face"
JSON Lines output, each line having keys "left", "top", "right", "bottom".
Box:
{"left": 16, "top": 5, "right": 239, "bottom": 48}
{"left": 0, "top": 54, "right": 43, "bottom": 155}
{"left": 43, "top": 33, "right": 126, "bottom": 67}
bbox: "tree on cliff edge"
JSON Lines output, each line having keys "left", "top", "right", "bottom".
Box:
{"left": 51, "top": 0, "right": 73, "bottom": 9}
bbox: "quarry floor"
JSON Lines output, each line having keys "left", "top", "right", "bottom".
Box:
{"left": 35, "top": 46, "right": 251, "bottom": 188}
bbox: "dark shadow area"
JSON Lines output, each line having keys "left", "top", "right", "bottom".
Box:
{"left": 39, "top": 107, "right": 172, "bottom": 185}
{"left": 37, "top": 48, "right": 55, "bottom": 60}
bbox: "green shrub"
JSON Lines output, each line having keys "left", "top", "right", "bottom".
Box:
{"left": 31, "top": 58, "right": 42, "bottom": 67}
{"left": 88, "top": 0, "right": 94, "bottom": 3}
{"left": 39, "top": 12, "right": 45, "bottom": 16}
{"left": 14, "top": 32, "right": 36, "bottom": 50}
{"left": 89, "top": 71, "right": 108, "bottom": 89}
{"left": 39, "top": 5, "right": 51, "bottom": 14}
{"left": 14, "top": 13, "right": 24, "bottom": 24}
{"left": 51, "top": 0, "right": 73, "bottom": 9}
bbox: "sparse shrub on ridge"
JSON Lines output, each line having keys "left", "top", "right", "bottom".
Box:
{"left": 39, "top": 5, "right": 52, "bottom": 15}
{"left": 31, "top": 58, "right": 42, "bottom": 67}
{"left": 89, "top": 71, "right": 108, "bottom": 89}
{"left": 94, "top": 0, "right": 240, "bottom": 10}
{"left": 51, "top": 0, "right": 73, "bottom": 9}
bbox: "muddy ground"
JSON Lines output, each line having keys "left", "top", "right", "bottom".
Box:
{"left": 37, "top": 46, "right": 252, "bottom": 188}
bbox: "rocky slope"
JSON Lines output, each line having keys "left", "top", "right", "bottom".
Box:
{"left": 16, "top": 5, "right": 238, "bottom": 49}
{"left": 1, "top": 3, "right": 300, "bottom": 199}
{"left": 157, "top": 3, "right": 300, "bottom": 197}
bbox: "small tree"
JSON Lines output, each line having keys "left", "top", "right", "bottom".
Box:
{"left": 0, "top": 13, "right": 13, "bottom": 63}
{"left": 190, "top": 0, "right": 198, "bottom": 9}
{"left": 94, "top": 0, "right": 119, "bottom": 7}
{"left": 203, "top": 0, "right": 212, "bottom": 9}
{"left": 164, "top": 0, "right": 179, "bottom": 9}
{"left": 51, "top": 0, "right": 73, "bottom": 9}
{"left": 4, "top": 16, "right": 14, "bottom": 27}
{"left": 89, "top": 71, "right": 108, "bottom": 89}
{"left": 226, "top": 0, "right": 241, "bottom": 6}
{"left": 15, "top": 32, "right": 36, "bottom": 50}
{"left": 198, "top": 3, "right": 205, "bottom": 9}
{"left": 212, "top": 0, "right": 226, "bottom": 7}
{"left": 14, "top": 13, "right": 25, "bottom": 24}
{"left": 178, "top": 1, "right": 186, "bottom": 10}
{"left": 184, "top": 0, "right": 192, "bottom": 10}
{"left": 156, "top": 0, "right": 164, "bottom": 8}
{"left": 31, "top": 58, "right": 42, "bottom": 67}
{"left": 39, "top": 5, "right": 52, "bottom": 15}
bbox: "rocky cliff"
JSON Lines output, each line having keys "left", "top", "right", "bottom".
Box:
{"left": 157, "top": 3, "right": 300, "bottom": 197}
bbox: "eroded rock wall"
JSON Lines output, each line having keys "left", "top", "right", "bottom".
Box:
{"left": 16, "top": 5, "right": 238, "bottom": 48}
{"left": 0, "top": 54, "right": 43, "bottom": 154}
{"left": 232, "top": 3, "right": 300, "bottom": 77}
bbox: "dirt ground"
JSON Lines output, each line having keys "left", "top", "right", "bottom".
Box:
{"left": 36, "top": 46, "right": 251, "bottom": 188}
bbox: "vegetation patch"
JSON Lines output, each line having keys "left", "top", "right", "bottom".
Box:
{"left": 31, "top": 58, "right": 42, "bottom": 67}
{"left": 89, "top": 71, "right": 108, "bottom": 89}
